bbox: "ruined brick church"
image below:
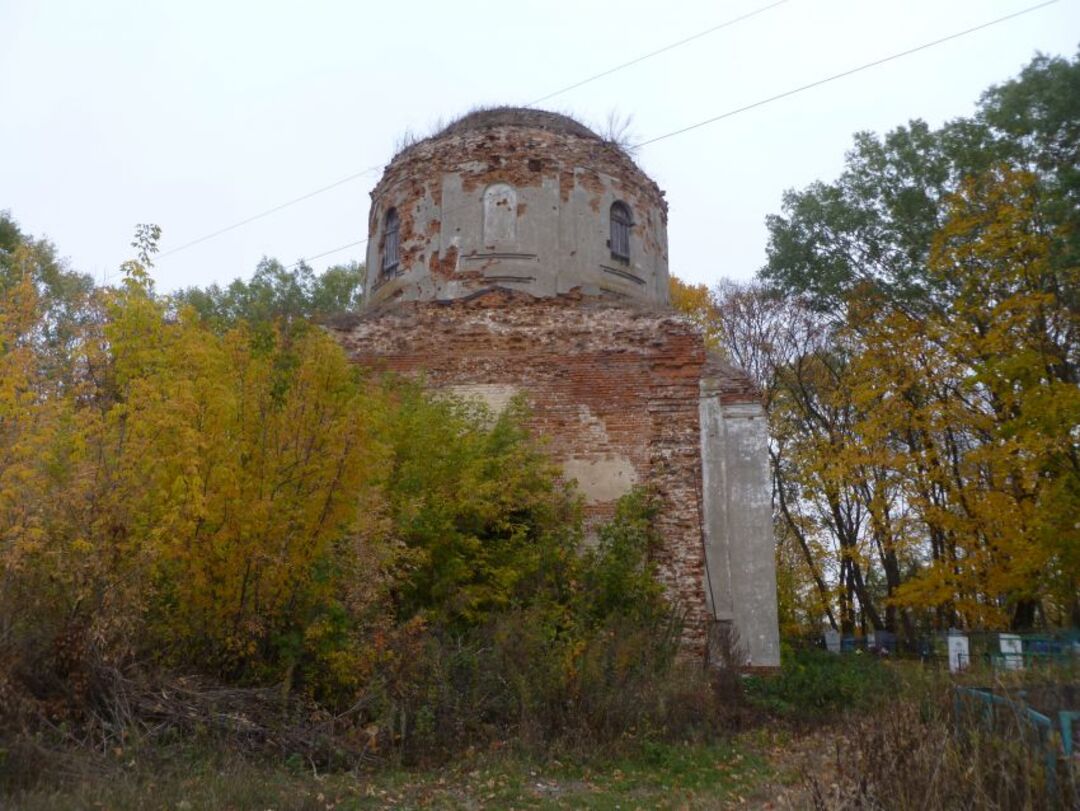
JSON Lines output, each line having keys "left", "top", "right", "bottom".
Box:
{"left": 330, "top": 108, "right": 779, "bottom": 667}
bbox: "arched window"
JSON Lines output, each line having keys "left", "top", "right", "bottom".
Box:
{"left": 609, "top": 201, "right": 631, "bottom": 262}
{"left": 382, "top": 208, "right": 400, "bottom": 274}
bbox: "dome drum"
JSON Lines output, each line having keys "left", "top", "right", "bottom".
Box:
{"left": 364, "top": 110, "right": 669, "bottom": 308}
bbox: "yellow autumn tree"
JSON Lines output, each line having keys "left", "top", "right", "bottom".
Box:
{"left": 99, "top": 267, "right": 392, "bottom": 682}
{"left": 670, "top": 168, "right": 1078, "bottom": 635}
{"left": 0, "top": 256, "right": 392, "bottom": 693}
{"left": 669, "top": 276, "right": 722, "bottom": 349}
{"left": 1, "top": 242, "right": 597, "bottom": 705}
{"left": 845, "top": 166, "right": 1080, "bottom": 627}
{"left": 0, "top": 261, "right": 44, "bottom": 570}
{"left": 0, "top": 248, "right": 93, "bottom": 673}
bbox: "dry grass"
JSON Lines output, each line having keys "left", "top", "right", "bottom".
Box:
{"left": 5, "top": 648, "right": 1075, "bottom": 809}
{"left": 4, "top": 739, "right": 770, "bottom": 810}
{"left": 798, "top": 663, "right": 1078, "bottom": 810}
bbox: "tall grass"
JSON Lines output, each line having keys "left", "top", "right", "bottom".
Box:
{"left": 805, "top": 662, "right": 1078, "bottom": 810}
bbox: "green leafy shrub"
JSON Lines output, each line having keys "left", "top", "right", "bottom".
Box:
{"left": 373, "top": 389, "right": 580, "bottom": 631}
{"left": 743, "top": 646, "right": 897, "bottom": 719}
{"left": 358, "top": 488, "right": 729, "bottom": 762}
{"left": 0, "top": 226, "right": 732, "bottom": 784}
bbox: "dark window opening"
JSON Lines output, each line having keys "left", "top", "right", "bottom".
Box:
{"left": 610, "top": 201, "right": 631, "bottom": 262}
{"left": 382, "top": 208, "right": 400, "bottom": 274}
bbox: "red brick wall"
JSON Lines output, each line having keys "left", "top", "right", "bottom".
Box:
{"left": 329, "top": 290, "right": 714, "bottom": 648}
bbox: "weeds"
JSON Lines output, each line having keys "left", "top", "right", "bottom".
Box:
{"left": 804, "top": 663, "right": 1078, "bottom": 810}
{"left": 743, "top": 646, "right": 897, "bottom": 720}
{"left": 4, "top": 739, "right": 768, "bottom": 811}
{"left": 2, "top": 487, "right": 743, "bottom": 797}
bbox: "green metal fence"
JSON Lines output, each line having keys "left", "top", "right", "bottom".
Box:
{"left": 955, "top": 685, "right": 1078, "bottom": 799}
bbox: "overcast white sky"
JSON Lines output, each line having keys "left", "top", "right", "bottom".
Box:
{"left": 2, "top": 0, "right": 1077, "bottom": 293}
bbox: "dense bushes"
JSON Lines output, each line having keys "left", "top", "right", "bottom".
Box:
{"left": 743, "top": 646, "right": 897, "bottom": 718}
{"left": 0, "top": 236, "right": 716, "bottom": 783}
{"left": 360, "top": 492, "right": 711, "bottom": 759}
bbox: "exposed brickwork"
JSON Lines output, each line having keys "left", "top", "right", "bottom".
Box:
{"left": 340, "top": 107, "right": 777, "bottom": 665}
{"left": 703, "top": 352, "right": 763, "bottom": 404}
{"left": 366, "top": 109, "right": 669, "bottom": 308}
{"left": 379, "top": 110, "right": 665, "bottom": 214}
{"left": 330, "top": 290, "right": 727, "bottom": 650}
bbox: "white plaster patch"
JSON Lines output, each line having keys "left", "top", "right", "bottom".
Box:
{"left": 575, "top": 404, "right": 610, "bottom": 443}
{"left": 443, "top": 383, "right": 521, "bottom": 417}
{"left": 562, "top": 454, "right": 638, "bottom": 505}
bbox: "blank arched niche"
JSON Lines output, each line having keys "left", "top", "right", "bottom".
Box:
{"left": 483, "top": 183, "right": 517, "bottom": 246}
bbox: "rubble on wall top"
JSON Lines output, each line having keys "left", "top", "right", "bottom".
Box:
{"left": 323, "top": 287, "right": 676, "bottom": 329}
{"left": 433, "top": 107, "right": 601, "bottom": 141}
{"left": 388, "top": 107, "right": 607, "bottom": 165}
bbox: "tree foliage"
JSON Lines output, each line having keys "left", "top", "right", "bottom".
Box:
{"left": 0, "top": 211, "right": 97, "bottom": 384}
{"left": 669, "top": 276, "right": 722, "bottom": 349}
{"left": 760, "top": 49, "right": 1080, "bottom": 315}
{"left": 851, "top": 166, "right": 1080, "bottom": 627}
{"left": 0, "top": 218, "right": 675, "bottom": 720}
{"left": 673, "top": 50, "right": 1080, "bottom": 636}
{"left": 174, "top": 257, "right": 365, "bottom": 334}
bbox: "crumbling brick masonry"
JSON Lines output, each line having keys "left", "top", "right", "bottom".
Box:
{"left": 334, "top": 109, "right": 779, "bottom": 666}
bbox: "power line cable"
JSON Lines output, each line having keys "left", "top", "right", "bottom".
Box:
{"left": 523, "top": 0, "right": 790, "bottom": 108}
{"left": 279, "top": 0, "right": 1059, "bottom": 271}
{"left": 157, "top": 2, "right": 792, "bottom": 262}
{"left": 157, "top": 165, "right": 384, "bottom": 260}
{"left": 281, "top": 156, "right": 657, "bottom": 270}
{"left": 284, "top": 238, "right": 369, "bottom": 270}
{"left": 632, "top": 0, "right": 1059, "bottom": 148}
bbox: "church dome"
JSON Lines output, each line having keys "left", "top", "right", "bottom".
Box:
{"left": 435, "top": 107, "right": 602, "bottom": 139}
{"left": 364, "top": 107, "right": 669, "bottom": 308}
